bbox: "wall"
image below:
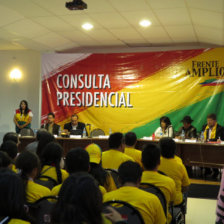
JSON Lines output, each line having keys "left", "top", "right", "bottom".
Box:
{"left": 0, "top": 50, "right": 41, "bottom": 141}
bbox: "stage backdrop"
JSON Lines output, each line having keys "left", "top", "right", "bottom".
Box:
{"left": 41, "top": 48, "right": 224, "bottom": 138}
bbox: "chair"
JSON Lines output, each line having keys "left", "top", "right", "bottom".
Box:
{"left": 105, "top": 168, "right": 121, "bottom": 188}
{"left": 20, "top": 128, "right": 34, "bottom": 137}
{"left": 35, "top": 175, "right": 58, "bottom": 190}
{"left": 103, "top": 200, "right": 145, "bottom": 224}
{"left": 26, "top": 196, "right": 58, "bottom": 224}
{"left": 90, "top": 128, "right": 105, "bottom": 137}
{"left": 140, "top": 182, "right": 167, "bottom": 217}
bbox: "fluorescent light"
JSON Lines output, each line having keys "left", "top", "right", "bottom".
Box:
{"left": 9, "top": 68, "right": 22, "bottom": 80}
{"left": 82, "top": 23, "right": 93, "bottom": 30}
{"left": 139, "top": 19, "right": 151, "bottom": 27}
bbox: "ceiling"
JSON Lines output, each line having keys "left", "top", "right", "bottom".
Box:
{"left": 0, "top": 0, "right": 223, "bottom": 52}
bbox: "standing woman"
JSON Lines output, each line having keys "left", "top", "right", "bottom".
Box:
{"left": 14, "top": 100, "right": 33, "bottom": 133}
{"left": 154, "top": 116, "right": 174, "bottom": 138}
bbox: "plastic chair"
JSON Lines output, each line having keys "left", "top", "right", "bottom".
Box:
{"left": 20, "top": 128, "right": 34, "bottom": 137}
{"left": 103, "top": 200, "right": 145, "bottom": 224}
{"left": 105, "top": 168, "right": 121, "bottom": 188}
{"left": 90, "top": 128, "right": 105, "bottom": 137}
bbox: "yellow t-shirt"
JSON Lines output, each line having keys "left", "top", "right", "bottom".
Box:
{"left": 26, "top": 180, "right": 51, "bottom": 203}
{"left": 9, "top": 219, "right": 30, "bottom": 224}
{"left": 158, "top": 156, "right": 190, "bottom": 205}
{"left": 124, "top": 147, "right": 142, "bottom": 167}
{"left": 141, "top": 170, "right": 176, "bottom": 223}
{"left": 103, "top": 186, "right": 166, "bottom": 224}
{"left": 40, "top": 165, "right": 69, "bottom": 183}
{"left": 102, "top": 149, "right": 134, "bottom": 170}
{"left": 11, "top": 164, "right": 17, "bottom": 173}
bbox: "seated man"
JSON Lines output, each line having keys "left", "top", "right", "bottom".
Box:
{"left": 63, "top": 114, "right": 86, "bottom": 135}
{"left": 41, "top": 112, "right": 60, "bottom": 135}
{"left": 104, "top": 161, "right": 166, "bottom": 224}
{"left": 102, "top": 132, "right": 134, "bottom": 170}
{"left": 124, "top": 132, "right": 142, "bottom": 166}
{"left": 158, "top": 138, "right": 190, "bottom": 206}
{"left": 176, "top": 116, "right": 197, "bottom": 139}
{"left": 141, "top": 143, "right": 176, "bottom": 223}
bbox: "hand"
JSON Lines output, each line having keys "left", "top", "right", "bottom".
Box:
{"left": 103, "top": 206, "right": 124, "bottom": 223}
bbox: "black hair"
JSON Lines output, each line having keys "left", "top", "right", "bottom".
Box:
{"left": 142, "top": 143, "right": 160, "bottom": 170}
{"left": 36, "top": 129, "right": 48, "bottom": 141}
{"left": 160, "top": 116, "right": 172, "bottom": 129}
{"left": 72, "top": 114, "right": 79, "bottom": 119}
{"left": 0, "top": 151, "right": 11, "bottom": 168}
{"left": 207, "top": 113, "right": 217, "bottom": 121}
{"left": 51, "top": 173, "right": 103, "bottom": 224}
{"left": 0, "top": 140, "right": 18, "bottom": 160}
{"left": 65, "top": 148, "right": 89, "bottom": 174}
{"left": 159, "top": 137, "right": 176, "bottom": 158}
{"left": 19, "top": 100, "right": 29, "bottom": 115}
{"left": 118, "top": 161, "right": 142, "bottom": 185}
{"left": 48, "top": 112, "right": 55, "bottom": 118}
{"left": 3, "top": 132, "right": 18, "bottom": 144}
{"left": 125, "top": 132, "right": 137, "bottom": 147}
{"left": 0, "top": 169, "right": 30, "bottom": 221}
{"left": 15, "top": 151, "right": 40, "bottom": 194}
{"left": 40, "top": 142, "right": 63, "bottom": 184}
{"left": 36, "top": 131, "right": 55, "bottom": 157}
{"left": 108, "top": 132, "right": 124, "bottom": 149}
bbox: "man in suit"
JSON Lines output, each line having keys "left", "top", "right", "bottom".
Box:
{"left": 41, "top": 112, "right": 60, "bottom": 135}
{"left": 64, "top": 114, "right": 86, "bottom": 135}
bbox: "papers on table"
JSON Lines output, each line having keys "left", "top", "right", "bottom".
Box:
{"left": 70, "top": 135, "right": 82, "bottom": 139}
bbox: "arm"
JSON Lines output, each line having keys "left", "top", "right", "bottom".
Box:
{"left": 13, "top": 114, "right": 20, "bottom": 128}
{"left": 20, "top": 116, "right": 32, "bottom": 129}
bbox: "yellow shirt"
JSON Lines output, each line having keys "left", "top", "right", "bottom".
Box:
{"left": 40, "top": 165, "right": 69, "bottom": 183}
{"left": 9, "top": 219, "right": 30, "bottom": 224}
{"left": 158, "top": 156, "right": 190, "bottom": 205}
{"left": 104, "top": 186, "right": 166, "bottom": 224}
{"left": 141, "top": 170, "right": 176, "bottom": 223}
{"left": 102, "top": 149, "right": 134, "bottom": 170}
{"left": 26, "top": 180, "right": 51, "bottom": 203}
{"left": 11, "top": 164, "right": 17, "bottom": 173}
{"left": 124, "top": 147, "right": 142, "bottom": 167}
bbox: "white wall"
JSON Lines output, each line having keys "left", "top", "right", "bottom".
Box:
{"left": 0, "top": 50, "right": 41, "bottom": 141}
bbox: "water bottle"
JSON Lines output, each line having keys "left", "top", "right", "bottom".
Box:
{"left": 109, "top": 128, "right": 112, "bottom": 135}
{"left": 83, "top": 128, "right": 86, "bottom": 138}
{"left": 181, "top": 130, "right": 185, "bottom": 141}
{"left": 200, "top": 131, "right": 204, "bottom": 142}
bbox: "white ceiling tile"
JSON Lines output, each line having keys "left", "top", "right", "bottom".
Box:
{"left": 84, "top": 0, "right": 116, "bottom": 13}
{"left": 154, "top": 8, "right": 191, "bottom": 25}
{"left": 165, "top": 25, "right": 197, "bottom": 42}
{"left": 89, "top": 12, "right": 130, "bottom": 29}
{"left": 187, "top": 0, "right": 223, "bottom": 13}
{"left": 147, "top": 0, "right": 186, "bottom": 9}
{"left": 109, "top": 27, "right": 144, "bottom": 40}
{"left": 60, "top": 30, "right": 96, "bottom": 42}
{"left": 0, "top": 38, "right": 26, "bottom": 50}
{"left": 85, "top": 29, "right": 118, "bottom": 41}
{"left": 4, "top": 19, "right": 50, "bottom": 38}
{"left": 190, "top": 8, "right": 223, "bottom": 30}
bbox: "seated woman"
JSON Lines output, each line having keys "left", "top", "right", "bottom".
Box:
{"left": 0, "top": 169, "right": 32, "bottom": 224}
{"left": 16, "top": 151, "right": 51, "bottom": 203}
{"left": 14, "top": 100, "right": 33, "bottom": 134}
{"left": 40, "top": 142, "right": 68, "bottom": 184}
{"left": 85, "top": 143, "right": 117, "bottom": 192}
{"left": 154, "top": 116, "right": 174, "bottom": 138}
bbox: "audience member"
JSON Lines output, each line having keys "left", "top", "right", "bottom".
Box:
{"left": 0, "top": 151, "right": 12, "bottom": 168}
{"left": 3, "top": 132, "right": 19, "bottom": 146}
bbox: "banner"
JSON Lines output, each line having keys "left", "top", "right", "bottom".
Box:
{"left": 41, "top": 48, "right": 224, "bottom": 137}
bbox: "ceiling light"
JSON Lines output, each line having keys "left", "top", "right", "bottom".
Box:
{"left": 139, "top": 19, "right": 151, "bottom": 27}
{"left": 82, "top": 23, "right": 93, "bottom": 30}
{"left": 9, "top": 68, "right": 22, "bottom": 80}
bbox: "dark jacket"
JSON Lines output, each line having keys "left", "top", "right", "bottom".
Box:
{"left": 176, "top": 125, "right": 197, "bottom": 139}
{"left": 202, "top": 123, "right": 224, "bottom": 141}
{"left": 63, "top": 122, "right": 86, "bottom": 135}
{"left": 41, "top": 123, "right": 60, "bottom": 135}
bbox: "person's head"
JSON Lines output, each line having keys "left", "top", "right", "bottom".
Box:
{"left": 36, "top": 128, "right": 48, "bottom": 141}
{"left": 3, "top": 132, "right": 19, "bottom": 145}
{"left": 0, "top": 140, "right": 18, "bottom": 160}
{"left": 0, "top": 152, "right": 12, "bottom": 168}
{"left": 108, "top": 132, "right": 124, "bottom": 151}
{"left": 118, "top": 161, "right": 142, "bottom": 186}
{"left": 181, "top": 116, "right": 193, "bottom": 129}
{"left": 125, "top": 132, "right": 137, "bottom": 147}
{"left": 160, "top": 116, "right": 171, "bottom": 129}
{"left": 19, "top": 100, "right": 29, "bottom": 114}
{"left": 52, "top": 173, "right": 103, "bottom": 224}
{"left": 65, "top": 147, "right": 90, "bottom": 174}
{"left": 0, "top": 169, "right": 28, "bottom": 220}
{"left": 36, "top": 131, "right": 55, "bottom": 157}
{"left": 16, "top": 151, "right": 40, "bottom": 184}
{"left": 47, "top": 112, "right": 55, "bottom": 124}
{"left": 142, "top": 143, "right": 160, "bottom": 171}
{"left": 159, "top": 137, "right": 176, "bottom": 158}
{"left": 207, "top": 113, "right": 217, "bottom": 128}
{"left": 85, "top": 144, "right": 102, "bottom": 164}
{"left": 71, "top": 114, "right": 78, "bottom": 126}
